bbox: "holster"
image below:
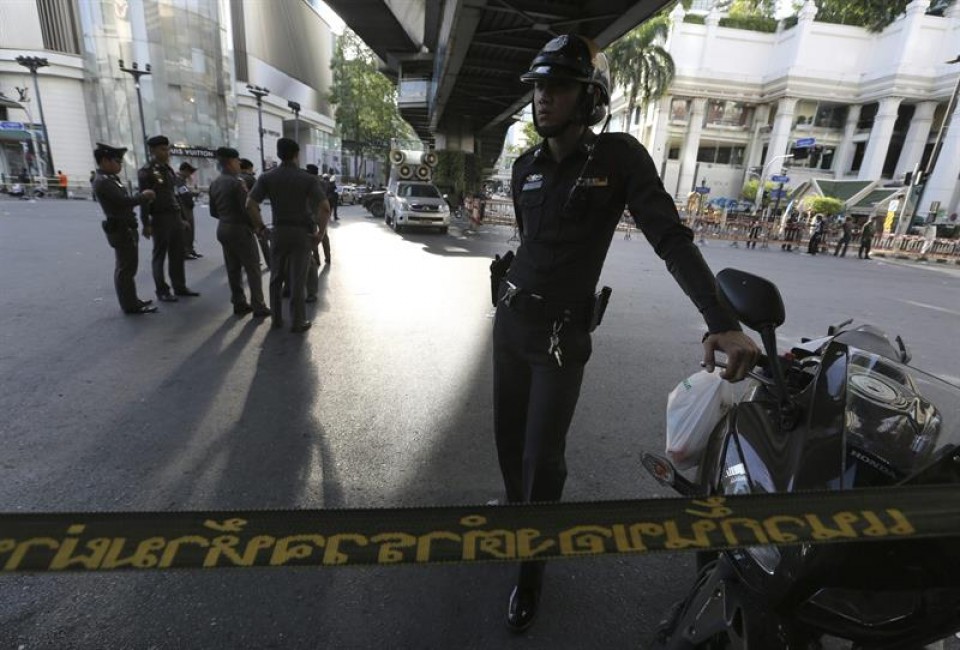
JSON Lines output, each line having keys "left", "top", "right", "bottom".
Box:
{"left": 489, "top": 250, "right": 515, "bottom": 306}
{"left": 588, "top": 286, "right": 612, "bottom": 332}
{"left": 101, "top": 219, "right": 119, "bottom": 234}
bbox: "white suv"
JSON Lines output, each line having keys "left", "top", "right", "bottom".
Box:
{"left": 385, "top": 181, "right": 450, "bottom": 234}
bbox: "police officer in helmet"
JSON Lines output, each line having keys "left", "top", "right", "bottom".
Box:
{"left": 493, "top": 34, "right": 760, "bottom": 633}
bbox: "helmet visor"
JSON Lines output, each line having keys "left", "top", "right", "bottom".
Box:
{"left": 520, "top": 64, "right": 591, "bottom": 85}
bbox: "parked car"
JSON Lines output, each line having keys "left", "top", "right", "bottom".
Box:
{"left": 361, "top": 189, "right": 386, "bottom": 219}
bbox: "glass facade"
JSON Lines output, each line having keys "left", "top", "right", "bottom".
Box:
{"left": 77, "top": 0, "right": 236, "bottom": 174}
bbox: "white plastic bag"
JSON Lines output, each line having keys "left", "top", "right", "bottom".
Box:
{"left": 665, "top": 371, "right": 736, "bottom": 470}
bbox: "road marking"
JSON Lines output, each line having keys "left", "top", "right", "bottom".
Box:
{"left": 900, "top": 300, "right": 960, "bottom": 317}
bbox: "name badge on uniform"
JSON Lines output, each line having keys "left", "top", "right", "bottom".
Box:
{"left": 521, "top": 173, "right": 543, "bottom": 191}
{"left": 577, "top": 176, "right": 609, "bottom": 188}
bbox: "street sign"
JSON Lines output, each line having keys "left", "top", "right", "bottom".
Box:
{"left": 888, "top": 199, "right": 900, "bottom": 213}
{"left": 0, "top": 121, "right": 25, "bottom": 130}
{"left": 795, "top": 137, "right": 816, "bottom": 148}
{"left": 769, "top": 189, "right": 788, "bottom": 199}
{"left": 771, "top": 175, "right": 790, "bottom": 183}
{"left": 695, "top": 186, "right": 710, "bottom": 194}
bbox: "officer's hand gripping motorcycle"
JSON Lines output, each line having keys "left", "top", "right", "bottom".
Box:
{"left": 644, "top": 268, "right": 960, "bottom": 649}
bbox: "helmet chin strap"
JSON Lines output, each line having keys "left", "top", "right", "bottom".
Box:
{"left": 532, "top": 109, "right": 575, "bottom": 139}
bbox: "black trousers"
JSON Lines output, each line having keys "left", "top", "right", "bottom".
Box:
{"left": 270, "top": 226, "right": 311, "bottom": 325}
{"left": 217, "top": 222, "right": 266, "bottom": 309}
{"left": 493, "top": 298, "right": 592, "bottom": 502}
{"left": 807, "top": 233, "right": 822, "bottom": 255}
{"left": 151, "top": 214, "right": 187, "bottom": 295}
{"left": 493, "top": 297, "right": 592, "bottom": 589}
{"left": 834, "top": 237, "right": 850, "bottom": 257}
{"left": 106, "top": 226, "right": 140, "bottom": 312}
{"left": 859, "top": 237, "right": 872, "bottom": 259}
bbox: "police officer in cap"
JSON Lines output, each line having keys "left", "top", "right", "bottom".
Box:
{"left": 493, "top": 34, "right": 760, "bottom": 632}
{"left": 209, "top": 147, "right": 271, "bottom": 318}
{"left": 92, "top": 143, "right": 157, "bottom": 314}
{"left": 138, "top": 135, "right": 200, "bottom": 302}
{"left": 175, "top": 161, "right": 202, "bottom": 259}
{"left": 246, "top": 138, "right": 329, "bottom": 333}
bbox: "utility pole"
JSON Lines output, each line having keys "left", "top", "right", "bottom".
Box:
{"left": 247, "top": 85, "right": 270, "bottom": 171}
{"left": 118, "top": 58, "right": 152, "bottom": 164}
{"left": 15, "top": 56, "right": 54, "bottom": 178}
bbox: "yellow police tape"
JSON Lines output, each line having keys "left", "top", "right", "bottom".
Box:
{"left": 1, "top": 485, "right": 958, "bottom": 573}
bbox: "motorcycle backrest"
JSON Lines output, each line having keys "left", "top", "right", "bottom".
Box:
{"left": 716, "top": 268, "right": 785, "bottom": 332}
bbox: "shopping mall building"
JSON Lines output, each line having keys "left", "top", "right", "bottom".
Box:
{"left": 608, "top": 0, "right": 960, "bottom": 224}
{"left": 0, "top": 0, "right": 344, "bottom": 189}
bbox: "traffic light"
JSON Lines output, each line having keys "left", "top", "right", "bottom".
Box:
{"left": 790, "top": 145, "right": 809, "bottom": 160}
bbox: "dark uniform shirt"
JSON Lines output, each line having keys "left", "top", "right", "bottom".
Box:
{"left": 209, "top": 172, "right": 251, "bottom": 226}
{"left": 93, "top": 171, "right": 144, "bottom": 228}
{"left": 137, "top": 161, "right": 181, "bottom": 227}
{"left": 174, "top": 174, "right": 195, "bottom": 211}
{"left": 248, "top": 162, "right": 326, "bottom": 231}
{"left": 509, "top": 131, "right": 739, "bottom": 333}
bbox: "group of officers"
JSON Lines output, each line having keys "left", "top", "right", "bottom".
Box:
{"left": 93, "top": 136, "right": 330, "bottom": 333}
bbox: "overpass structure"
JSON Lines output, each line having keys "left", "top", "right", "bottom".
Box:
{"left": 325, "top": 0, "right": 672, "bottom": 170}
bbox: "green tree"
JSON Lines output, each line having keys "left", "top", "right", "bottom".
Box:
{"left": 802, "top": 195, "right": 844, "bottom": 215}
{"left": 812, "top": 0, "right": 954, "bottom": 32}
{"left": 521, "top": 120, "right": 541, "bottom": 149}
{"left": 329, "top": 29, "right": 415, "bottom": 181}
{"left": 605, "top": 15, "right": 676, "bottom": 116}
{"left": 741, "top": 178, "right": 776, "bottom": 202}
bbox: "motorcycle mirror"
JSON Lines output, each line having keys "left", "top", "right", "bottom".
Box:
{"left": 895, "top": 335, "right": 912, "bottom": 364}
{"left": 716, "top": 269, "right": 785, "bottom": 332}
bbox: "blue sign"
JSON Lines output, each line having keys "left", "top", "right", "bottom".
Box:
{"left": 695, "top": 186, "right": 710, "bottom": 194}
{"left": 771, "top": 175, "right": 790, "bottom": 183}
{"left": 795, "top": 137, "right": 816, "bottom": 148}
{"left": 0, "top": 121, "right": 25, "bottom": 130}
{"left": 769, "top": 189, "right": 788, "bottom": 199}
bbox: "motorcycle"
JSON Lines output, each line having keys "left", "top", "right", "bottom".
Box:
{"left": 644, "top": 268, "right": 960, "bottom": 649}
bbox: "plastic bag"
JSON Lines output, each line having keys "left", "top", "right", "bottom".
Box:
{"left": 665, "top": 371, "right": 736, "bottom": 470}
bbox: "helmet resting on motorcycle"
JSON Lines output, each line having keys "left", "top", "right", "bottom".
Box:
{"left": 520, "top": 34, "right": 611, "bottom": 128}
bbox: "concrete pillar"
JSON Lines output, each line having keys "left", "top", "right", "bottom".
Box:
{"left": 858, "top": 97, "right": 903, "bottom": 180}
{"left": 767, "top": 97, "right": 797, "bottom": 167}
{"left": 648, "top": 95, "right": 673, "bottom": 172}
{"left": 894, "top": 101, "right": 937, "bottom": 180}
{"left": 745, "top": 104, "right": 771, "bottom": 171}
{"left": 677, "top": 97, "right": 706, "bottom": 195}
{"left": 924, "top": 95, "right": 960, "bottom": 219}
{"left": 834, "top": 104, "right": 861, "bottom": 178}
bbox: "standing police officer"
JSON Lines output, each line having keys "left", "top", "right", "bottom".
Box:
{"left": 246, "top": 138, "right": 329, "bottom": 333}
{"left": 240, "top": 157, "right": 271, "bottom": 271}
{"left": 138, "top": 135, "right": 200, "bottom": 302}
{"left": 494, "top": 35, "right": 760, "bottom": 632}
{"left": 92, "top": 143, "right": 157, "bottom": 314}
{"left": 175, "top": 161, "right": 202, "bottom": 259}
{"left": 209, "top": 147, "right": 271, "bottom": 318}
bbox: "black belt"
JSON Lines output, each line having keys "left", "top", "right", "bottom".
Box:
{"left": 498, "top": 281, "right": 592, "bottom": 323}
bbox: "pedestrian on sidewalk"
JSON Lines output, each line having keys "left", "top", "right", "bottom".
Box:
{"left": 858, "top": 219, "right": 875, "bottom": 259}
{"left": 834, "top": 217, "right": 852, "bottom": 257}
{"left": 92, "top": 143, "right": 157, "bottom": 315}
{"left": 57, "top": 170, "right": 68, "bottom": 198}
{"left": 209, "top": 147, "right": 270, "bottom": 319}
{"left": 746, "top": 219, "right": 762, "bottom": 249}
{"left": 807, "top": 215, "right": 824, "bottom": 255}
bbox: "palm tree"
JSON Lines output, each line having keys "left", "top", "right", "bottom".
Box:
{"left": 605, "top": 15, "right": 676, "bottom": 117}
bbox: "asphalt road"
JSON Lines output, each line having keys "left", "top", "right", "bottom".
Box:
{"left": 0, "top": 197, "right": 958, "bottom": 649}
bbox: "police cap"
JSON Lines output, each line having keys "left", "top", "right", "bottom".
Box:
{"left": 305, "top": 164, "right": 319, "bottom": 175}
{"left": 147, "top": 135, "right": 170, "bottom": 148}
{"left": 179, "top": 161, "right": 198, "bottom": 172}
{"left": 239, "top": 158, "right": 254, "bottom": 170}
{"left": 93, "top": 142, "right": 127, "bottom": 163}
{"left": 215, "top": 147, "right": 239, "bottom": 160}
